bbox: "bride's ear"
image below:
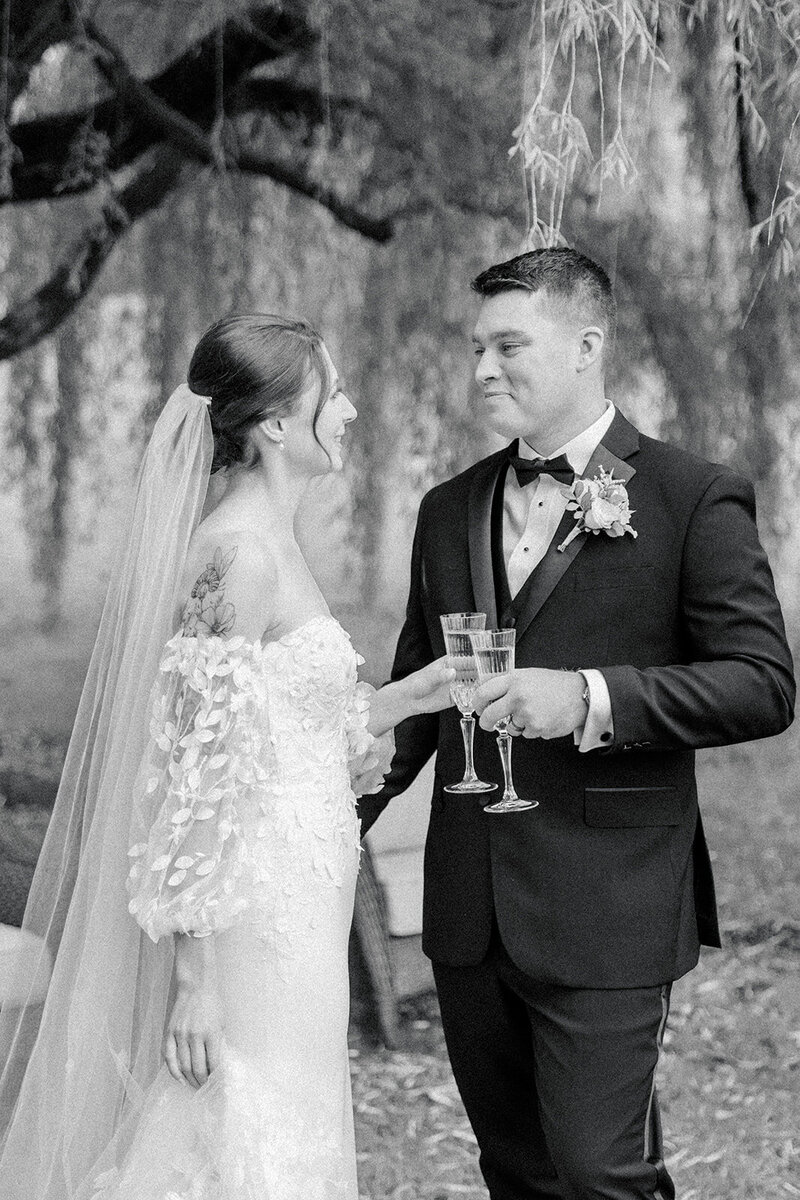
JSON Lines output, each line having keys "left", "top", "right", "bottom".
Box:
{"left": 253, "top": 416, "right": 285, "bottom": 451}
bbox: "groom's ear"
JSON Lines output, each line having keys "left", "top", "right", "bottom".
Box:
{"left": 576, "top": 326, "right": 604, "bottom": 373}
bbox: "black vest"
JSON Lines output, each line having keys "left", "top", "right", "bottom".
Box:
{"left": 490, "top": 462, "right": 548, "bottom": 630}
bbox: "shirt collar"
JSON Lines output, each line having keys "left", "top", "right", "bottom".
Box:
{"left": 516, "top": 402, "right": 616, "bottom": 476}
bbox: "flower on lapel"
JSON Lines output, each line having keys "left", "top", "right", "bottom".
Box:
{"left": 557, "top": 466, "right": 637, "bottom": 553}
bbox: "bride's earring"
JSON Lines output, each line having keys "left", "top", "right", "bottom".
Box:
{"left": 278, "top": 440, "right": 285, "bottom": 451}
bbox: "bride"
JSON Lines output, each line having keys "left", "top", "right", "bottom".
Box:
{"left": 0, "top": 314, "right": 453, "bottom": 1199}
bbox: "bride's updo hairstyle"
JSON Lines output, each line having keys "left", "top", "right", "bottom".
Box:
{"left": 187, "top": 313, "right": 330, "bottom": 473}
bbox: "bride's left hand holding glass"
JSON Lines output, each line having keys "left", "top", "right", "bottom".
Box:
{"left": 166, "top": 933, "right": 223, "bottom": 1089}
{"left": 366, "top": 657, "right": 456, "bottom": 736}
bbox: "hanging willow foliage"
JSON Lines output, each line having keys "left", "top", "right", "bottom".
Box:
{"left": 517, "top": 0, "right": 800, "bottom": 275}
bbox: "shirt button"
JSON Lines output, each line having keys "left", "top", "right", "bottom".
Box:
{"left": 523, "top": 546, "right": 529, "bottom": 552}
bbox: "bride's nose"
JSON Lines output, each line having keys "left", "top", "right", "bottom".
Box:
{"left": 341, "top": 395, "right": 358, "bottom": 422}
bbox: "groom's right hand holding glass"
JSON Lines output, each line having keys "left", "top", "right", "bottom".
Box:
{"left": 473, "top": 668, "right": 590, "bottom": 741}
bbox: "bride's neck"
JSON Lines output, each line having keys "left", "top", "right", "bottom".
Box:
{"left": 218, "top": 458, "right": 309, "bottom": 538}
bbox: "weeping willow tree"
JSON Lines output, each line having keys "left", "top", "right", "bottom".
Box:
{"left": 512, "top": 0, "right": 800, "bottom": 512}
{"left": 0, "top": 0, "right": 524, "bottom": 625}
{"left": 0, "top": 0, "right": 520, "bottom": 355}
{"left": 1, "top": 0, "right": 800, "bottom": 635}
{"left": 516, "top": 1, "right": 799, "bottom": 255}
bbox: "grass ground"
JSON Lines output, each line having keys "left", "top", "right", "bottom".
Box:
{"left": 350, "top": 734, "right": 800, "bottom": 1199}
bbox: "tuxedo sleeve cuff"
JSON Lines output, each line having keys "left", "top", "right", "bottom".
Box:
{"left": 574, "top": 670, "right": 614, "bottom": 752}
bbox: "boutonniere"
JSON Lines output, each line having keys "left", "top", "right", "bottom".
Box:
{"left": 557, "top": 466, "right": 637, "bottom": 553}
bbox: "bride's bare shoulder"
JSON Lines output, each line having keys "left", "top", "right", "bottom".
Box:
{"left": 178, "top": 528, "right": 278, "bottom": 641}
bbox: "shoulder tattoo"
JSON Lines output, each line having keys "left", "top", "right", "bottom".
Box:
{"left": 180, "top": 546, "right": 238, "bottom": 637}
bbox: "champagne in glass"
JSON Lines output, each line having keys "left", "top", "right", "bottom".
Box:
{"left": 469, "top": 629, "right": 538, "bottom": 814}
{"left": 440, "top": 614, "right": 497, "bottom": 795}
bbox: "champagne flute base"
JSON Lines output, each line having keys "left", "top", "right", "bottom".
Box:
{"left": 484, "top": 797, "right": 539, "bottom": 813}
{"left": 442, "top": 711, "right": 496, "bottom": 794}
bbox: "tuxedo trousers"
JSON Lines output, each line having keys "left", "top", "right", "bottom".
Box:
{"left": 432, "top": 924, "right": 675, "bottom": 1200}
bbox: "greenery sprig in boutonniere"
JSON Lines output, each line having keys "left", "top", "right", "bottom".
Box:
{"left": 557, "top": 466, "right": 637, "bottom": 553}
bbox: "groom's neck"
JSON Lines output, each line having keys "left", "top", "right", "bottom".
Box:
{"left": 523, "top": 394, "right": 609, "bottom": 458}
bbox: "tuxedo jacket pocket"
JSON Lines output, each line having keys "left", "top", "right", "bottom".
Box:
{"left": 584, "top": 786, "right": 680, "bottom": 827}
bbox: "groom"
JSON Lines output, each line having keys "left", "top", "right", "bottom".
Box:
{"left": 358, "top": 248, "right": 795, "bottom": 1199}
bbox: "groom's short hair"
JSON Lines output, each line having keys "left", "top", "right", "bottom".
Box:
{"left": 471, "top": 248, "right": 617, "bottom": 351}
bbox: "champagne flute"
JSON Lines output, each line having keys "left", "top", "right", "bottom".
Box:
{"left": 469, "top": 629, "right": 538, "bottom": 814}
{"left": 439, "top": 614, "right": 497, "bottom": 795}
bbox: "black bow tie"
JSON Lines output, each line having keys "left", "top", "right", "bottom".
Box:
{"left": 508, "top": 448, "right": 575, "bottom": 487}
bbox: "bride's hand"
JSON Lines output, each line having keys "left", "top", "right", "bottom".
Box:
{"left": 166, "top": 934, "right": 223, "bottom": 1089}
{"left": 367, "top": 659, "right": 455, "bottom": 737}
{"left": 405, "top": 656, "right": 456, "bottom": 714}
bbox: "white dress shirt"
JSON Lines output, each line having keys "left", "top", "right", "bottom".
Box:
{"left": 502, "top": 405, "right": 616, "bottom": 752}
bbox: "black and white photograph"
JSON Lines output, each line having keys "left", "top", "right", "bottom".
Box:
{"left": 0, "top": 2, "right": 798, "bottom": 1198}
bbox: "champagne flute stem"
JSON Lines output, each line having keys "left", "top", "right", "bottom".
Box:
{"left": 495, "top": 728, "right": 519, "bottom": 802}
{"left": 459, "top": 714, "right": 479, "bottom": 783}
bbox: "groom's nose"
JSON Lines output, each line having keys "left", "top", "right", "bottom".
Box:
{"left": 475, "top": 348, "right": 500, "bottom": 385}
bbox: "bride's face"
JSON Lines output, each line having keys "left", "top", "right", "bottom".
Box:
{"left": 286, "top": 345, "right": 357, "bottom": 475}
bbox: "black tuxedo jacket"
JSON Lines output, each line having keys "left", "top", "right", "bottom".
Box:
{"left": 359, "top": 412, "right": 795, "bottom": 988}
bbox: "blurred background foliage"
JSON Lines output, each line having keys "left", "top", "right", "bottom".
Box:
{"left": 0, "top": 0, "right": 798, "bottom": 760}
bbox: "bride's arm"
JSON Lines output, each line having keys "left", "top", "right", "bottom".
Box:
{"left": 130, "top": 534, "right": 278, "bottom": 1089}
{"left": 366, "top": 658, "right": 455, "bottom": 738}
{"left": 168, "top": 539, "right": 278, "bottom": 1088}
{"left": 166, "top": 935, "right": 223, "bottom": 1089}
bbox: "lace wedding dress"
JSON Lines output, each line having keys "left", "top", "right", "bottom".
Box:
{"left": 91, "top": 613, "right": 391, "bottom": 1200}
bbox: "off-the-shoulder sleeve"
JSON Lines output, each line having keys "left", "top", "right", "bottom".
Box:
{"left": 127, "top": 632, "right": 277, "bottom": 941}
{"left": 344, "top": 677, "right": 395, "bottom": 798}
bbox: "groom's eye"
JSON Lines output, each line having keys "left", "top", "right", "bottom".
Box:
{"left": 500, "top": 343, "right": 520, "bottom": 354}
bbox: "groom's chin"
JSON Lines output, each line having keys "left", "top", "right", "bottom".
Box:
{"left": 478, "top": 401, "right": 522, "bottom": 442}
{"left": 483, "top": 414, "right": 524, "bottom": 442}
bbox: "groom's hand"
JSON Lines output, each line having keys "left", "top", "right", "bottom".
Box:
{"left": 475, "top": 669, "right": 588, "bottom": 740}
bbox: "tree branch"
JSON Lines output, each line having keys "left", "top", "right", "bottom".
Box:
{"left": 235, "top": 147, "right": 394, "bottom": 240}
{"left": 6, "top": 4, "right": 312, "bottom": 203}
{"left": 733, "top": 21, "right": 761, "bottom": 228}
{"left": 84, "top": 20, "right": 395, "bottom": 240}
{"left": 0, "top": 126, "right": 399, "bottom": 362}
{"left": 87, "top": 20, "right": 396, "bottom": 240}
{"left": 0, "top": 3, "right": 405, "bottom": 359}
{"left": 0, "top": 146, "right": 185, "bottom": 360}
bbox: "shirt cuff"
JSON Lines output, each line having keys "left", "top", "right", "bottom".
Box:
{"left": 574, "top": 669, "right": 614, "bottom": 752}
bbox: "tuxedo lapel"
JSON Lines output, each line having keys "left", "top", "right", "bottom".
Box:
{"left": 467, "top": 450, "right": 506, "bottom": 628}
{"left": 512, "top": 412, "right": 640, "bottom": 644}
{"left": 581, "top": 411, "right": 639, "bottom": 487}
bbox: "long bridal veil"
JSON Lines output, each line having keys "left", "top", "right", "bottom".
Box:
{"left": 0, "top": 385, "right": 213, "bottom": 1199}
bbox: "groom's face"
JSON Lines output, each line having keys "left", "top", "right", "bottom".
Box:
{"left": 472, "top": 288, "right": 588, "bottom": 446}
